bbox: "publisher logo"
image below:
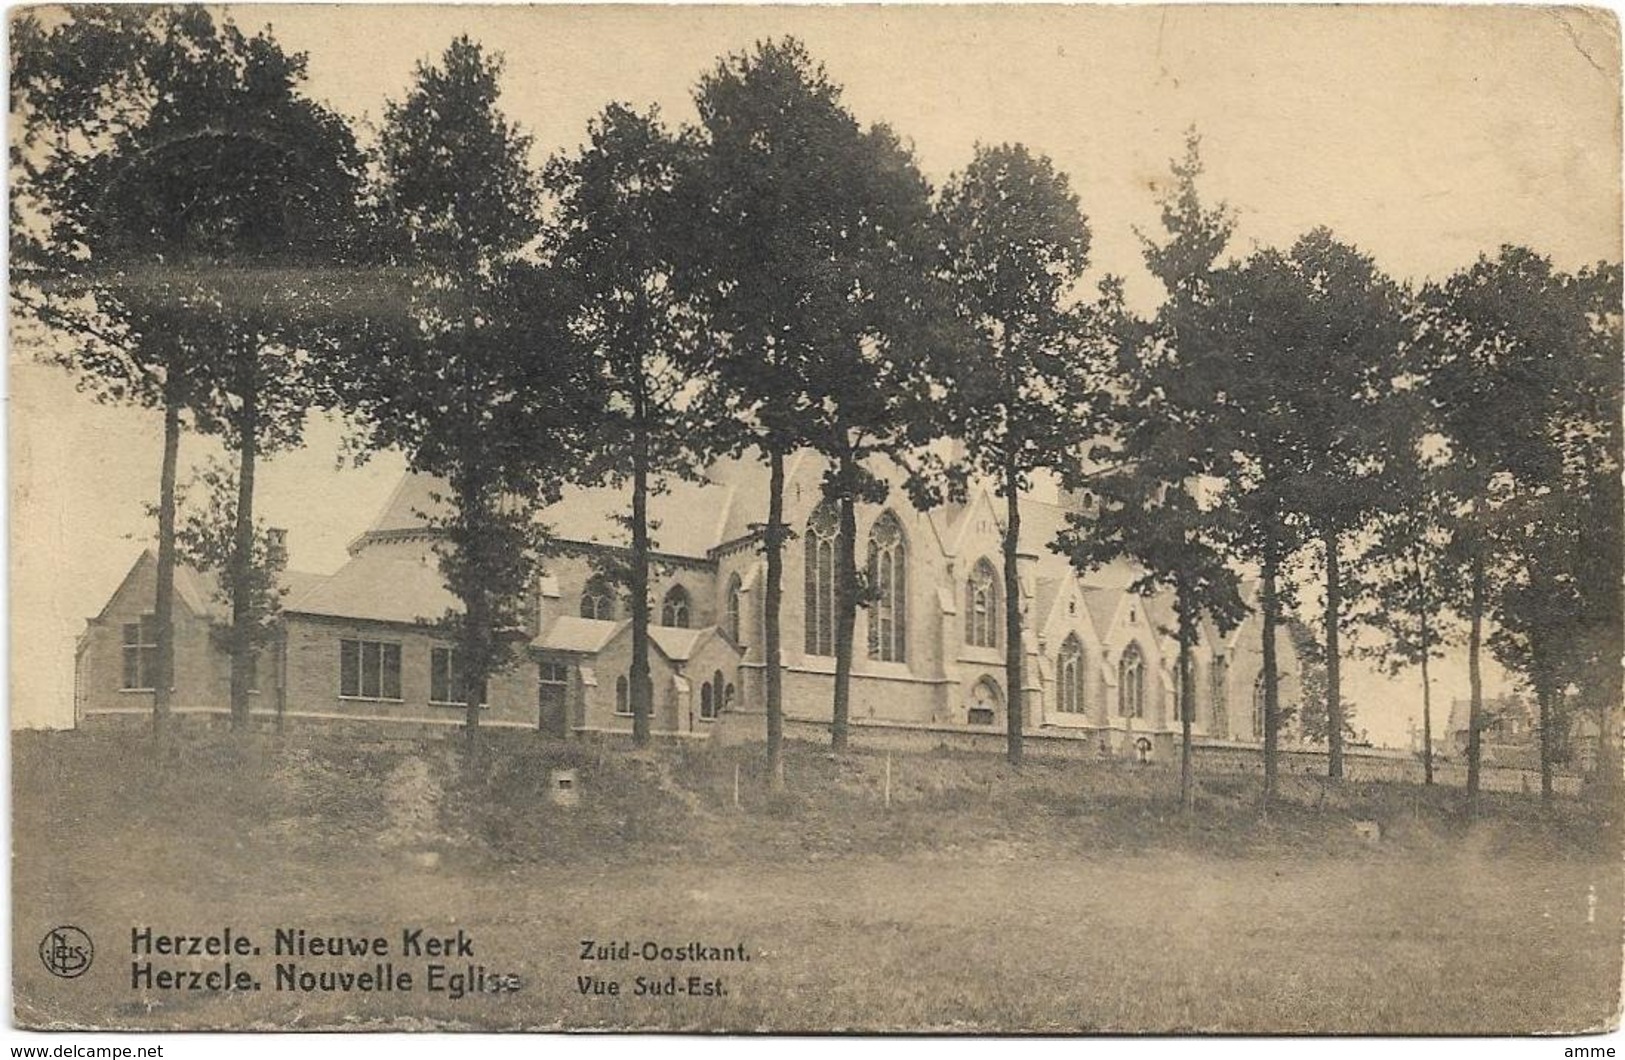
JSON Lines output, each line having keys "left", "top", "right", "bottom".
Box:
{"left": 40, "top": 926, "right": 93, "bottom": 979}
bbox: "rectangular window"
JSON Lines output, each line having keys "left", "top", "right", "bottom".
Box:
{"left": 430, "top": 646, "right": 469, "bottom": 705}
{"left": 121, "top": 614, "right": 158, "bottom": 690}
{"left": 340, "top": 639, "right": 402, "bottom": 701}
{"left": 431, "top": 647, "right": 491, "bottom": 708}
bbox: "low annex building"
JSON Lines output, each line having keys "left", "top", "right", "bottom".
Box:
{"left": 76, "top": 451, "right": 1302, "bottom": 755}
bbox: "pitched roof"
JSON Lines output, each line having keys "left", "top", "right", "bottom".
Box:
{"left": 1078, "top": 586, "right": 1121, "bottom": 640}
{"left": 361, "top": 453, "right": 774, "bottom": 560}
{"left": 1033, "top": 577, "right": 1064, "bottom": 633}
{"left": 533, "top": 616, "right": 623, "bottom": 654}
{"left": 365, "top": 473, "right": 450, "bottom": 535}
{"left": 288, "top": 549, "right": 454, "bottom": 625}
{"left": 129, "top": 553, "right": 330, "bottom": 625}
{"left": 648, "top": 625, "right": 711, "bottom": 662}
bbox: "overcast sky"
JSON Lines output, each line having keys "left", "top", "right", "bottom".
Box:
{"left": 10, "top": 4, "right": 1621, "bottom": 740}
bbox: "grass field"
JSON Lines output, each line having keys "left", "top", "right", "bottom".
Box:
{"left": 12, "top": 727, "right": 1622, "bottom": 1033}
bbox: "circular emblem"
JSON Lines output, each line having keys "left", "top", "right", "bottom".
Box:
{"left": 40, "top": 926, "right": 93, "bottom": 979}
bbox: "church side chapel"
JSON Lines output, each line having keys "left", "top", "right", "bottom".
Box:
{"left": 77, "top": 447, "right": 1302, "bottom": 758}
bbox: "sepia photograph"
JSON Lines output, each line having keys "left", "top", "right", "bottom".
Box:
{"left": 7, "top": 2, "right": 1623, "bottom": 1037}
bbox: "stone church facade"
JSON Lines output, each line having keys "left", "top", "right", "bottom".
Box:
{"left": 76, "top": 450, "right": 1301, "bottom": 755}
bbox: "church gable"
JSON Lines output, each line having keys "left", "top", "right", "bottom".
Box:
{"left": 944, "top": 485, "right": 1006, "bottom": 563}
{"left": 1035, "top": 574, "right": 1105, "bottom": 654}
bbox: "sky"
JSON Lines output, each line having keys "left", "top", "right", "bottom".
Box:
{"left": 9, "top": 3, "right": 1622, "bottom": 742}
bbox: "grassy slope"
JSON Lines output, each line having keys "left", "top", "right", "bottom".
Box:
{"left": 12, "top": 728, "right": 1622, "bottom": 1033}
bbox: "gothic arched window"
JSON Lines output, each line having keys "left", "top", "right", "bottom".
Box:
{"left": 966, "top": 558, "right": 1000, "bottom": 649}
{"left": 867, "top": 512, "right": 907, "bottom": 662}
{"left": 804, "top": 504, "right": 838, "bottom": 656}
{"left": 1118, "top": 642, "right": 1145, "bottom": 719}
{"left": 725, "top": 573, "right": 744, "bottom": 645}
{"left": 661, "top": 585, "right": 691, "bottom": 628}
{"left": 1057, "top": 634, "right": 1085, "bottom": 714}
{"left": 615, "top": 675, "right": 630, "bottom": 716}
{"left": 581, "top": 575, "right": 617, "bottom": 621}
{"left": 702, "top": 669, "right": 724, "bottom": 721}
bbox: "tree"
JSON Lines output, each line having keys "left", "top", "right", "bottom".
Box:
{"left": 1197, "top": 256, "right": 1308, "bottom": 804}
{"left": 1060, "top": 131, "right": 1247, "bottom": 811}
{"left": 162, "top": 459, "right": 290, "bottom": 721}
{"left": 1271, "top": 231, "right": 1408, "bottom": 779}
{"left": 1480, "top": 260, "right": 1623, "bottom": 802}
{"left": 1348, "top": 469, "right": 1464, "bottom": 784}
{"left": 677, "top": 39, "right": 937, "bottom": 779}
{"left": 1417, "top": 247, "right": 1614, "bottom": 807}
{"left": 801, "top": 122, "right": 946, "bottom": 755}
{"left": 1199, "top": 231, "right": 1407, "bottom": 786}
{"left": 12, "top": 8, "right": 192, "bottom": 736}
{"left": 545, "top": 104, "right": 706, "bottom": 747}
{"left": 11, "top": 7, "right": 364, "bottom": 731}
{"left": 354, "top": 37, "right": 586, "bottom": 734}
{"left": 936, "top": 143, "right": 1098, "bottom": 766}
{"left": 1290, "top": 625, "right": 1358, "bottom": 747}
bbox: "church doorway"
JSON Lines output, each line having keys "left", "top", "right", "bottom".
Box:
{"left": 538, "top": 661, "right": 569, "bottom": 737}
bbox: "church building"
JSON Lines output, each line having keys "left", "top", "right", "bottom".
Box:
{"left": 75, "top": 450, "right": 1301, "bottom": 757}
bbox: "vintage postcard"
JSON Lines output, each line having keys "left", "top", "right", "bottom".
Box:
{"left": 9, "top": 3, "right": 1622, "bottom": 1037}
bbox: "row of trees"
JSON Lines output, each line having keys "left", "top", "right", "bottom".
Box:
{"left": 1062, "top": 136, "right": 1621, "bottom": 809}
{"left": 14, "top": 10, "right": 1619, "bottom": 807}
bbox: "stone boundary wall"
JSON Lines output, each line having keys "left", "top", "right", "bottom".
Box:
{"left": 77, "top": 705, "right": 1586, "bottom": 795}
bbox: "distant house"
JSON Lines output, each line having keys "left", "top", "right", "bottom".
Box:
{"left": 75, "top": 451, "right": 1302, "bottom": 752}
{"left": 1444, "top": 693, "right": 1599, "bottom": 771}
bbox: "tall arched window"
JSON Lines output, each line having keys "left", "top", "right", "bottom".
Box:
{"left": 966, "top": 558, "right": 1000, "bottom": 649}
{"left": 1057, "top": 634, "right": 1084, "bottom": 714}
{"left": 1253, "top": 671, "right": 1268, "bottom": 738}
{"left": 725, "top": 573, "right": 744, "bottom": 645}
{"left": 804, "top": 504, "right": 838, "bottom": 656}
{"left": 581, "top": 574, "right": 617, "bottom": 621}
{"left": 615, "top": 675, "right": 630, "bottom": 716}
{"left": 867, "top": 512, "right": 907, "bottom": 662}
{"left": 702, "top": 669, "right": 724, "bottom": 721}
{"left": 660, "top": 585, "right": 691, "bottom": 628}
{"left": 1118, "top": 642, "right": 1145, "bottom": 718}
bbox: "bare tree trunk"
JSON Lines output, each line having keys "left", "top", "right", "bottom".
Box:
{"left": 153, "top": 388, "right": 181, "bottom": 737}
{"left": 831, "top": 456, "right": 857, "bottom": 752}
{"left": 629, "top": 415, "right": 652, "bottom": 747}
{"left": 228, "top": 358, "right": 258, "bottom": 732}
{"left": 765, "top": 445, "right": 786, "bottom": 790}
{"left": 459, "top": 474, "right": 490, "bottom": 736}
{"left": 1262, "top": 547, "right": 1282, "bottom": 807}
{"left": 465, "top": 581, "right": 487, "bottom": 735}
{"left": 1177, "top": 581, "right": 1195, "bottom": 815}
{"left": 1324, "top": 525, "right": 1344, "bottom": 779}
{"left": 1466, "top": 548, "right": 1485, "bottom": 812}
{"left": 1417, "top": 560, "right": 1434, "bottom": 786}
{"left": 1419, "top": 628, "right": 1435, "bottom": 786}
{"left": 1003, "top": 460, "right": 1024, "bottom": 767}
